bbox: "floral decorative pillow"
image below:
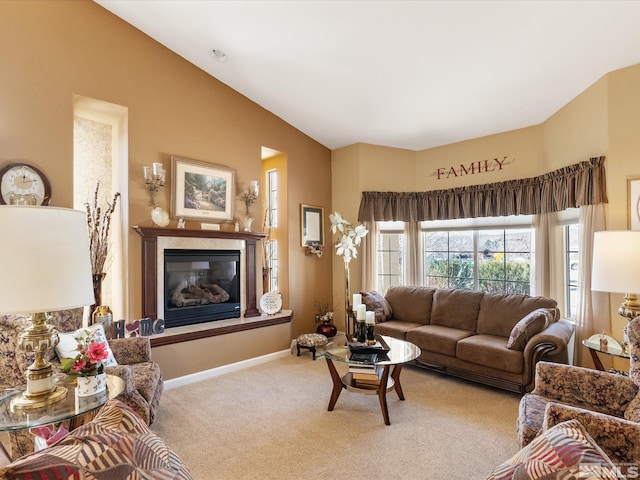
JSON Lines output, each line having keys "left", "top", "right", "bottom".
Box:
{"left": 487, "top": 419, "right": 621, "bottom": 480}
{"left": 55, "top": 323, "right": 118, "bottom": 366}
{"left": 361, "top": 290, "right": 393, "bottom": 323}
{"left": 506, "top": 308, "right": 555, "bottom": 351}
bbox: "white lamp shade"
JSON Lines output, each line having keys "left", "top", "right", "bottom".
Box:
{"left": 0, "top": 206, "right": 94, "bottom": 314}
{"left": 591, "top": 230, "right": 640, "bottom": 294}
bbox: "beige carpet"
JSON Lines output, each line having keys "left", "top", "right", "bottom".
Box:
{"left": 152, "top": 353, "right": 522, "bottom": 480}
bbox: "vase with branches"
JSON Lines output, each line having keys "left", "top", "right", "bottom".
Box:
{"left": 85, "top": 182, "right": 120, "bottom": 316}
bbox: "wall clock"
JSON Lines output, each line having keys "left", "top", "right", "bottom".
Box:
{"left": 0, "top": 162, "right": 51, "bottom": 206}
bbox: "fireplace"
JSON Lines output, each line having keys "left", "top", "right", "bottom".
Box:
{"left": 163, "top": 249, "right": 241, "bottom": 328}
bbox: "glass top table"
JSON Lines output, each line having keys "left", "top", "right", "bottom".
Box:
{"left": 319, "top": 335, "right": 421, "bottom": 425}
{"left": 0, "top": 374, "right": 125, "bottom": 433}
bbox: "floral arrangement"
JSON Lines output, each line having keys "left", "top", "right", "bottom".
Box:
{"left": 61, "top": 330, "right": 109, "bottom": 377}
{"left": 85, "top": 182, "right": 120, "bottom": 276}
{"left": 305, "top": 242, "right": 325, "bottom": 257}
{"left": 314, "top": 297, "right": 336, "bottom": 323}
{"left": 329, "top": 211, "right": 368, "bottom": 263}
{"left": 238, "top": 182, "right": 259, "bottom": 218}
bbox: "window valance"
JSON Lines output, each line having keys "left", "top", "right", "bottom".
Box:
{"left": 358, "top": 156, "right": 607, "bottom": 222}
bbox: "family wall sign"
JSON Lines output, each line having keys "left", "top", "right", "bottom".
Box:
{"left": 431, "top": 155, "right": 516, "bottom": 180}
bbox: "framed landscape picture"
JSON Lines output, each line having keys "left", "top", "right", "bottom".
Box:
{"left": 171, "top": 156, "right": 236, "bottom": 222}
{"left": 629, "top": 177, "right": 640, "bottom": 231}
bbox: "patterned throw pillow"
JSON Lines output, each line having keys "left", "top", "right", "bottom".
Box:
{"left": 506, "top": 308, "right": 555, "bottom": 351}
{"left": 360, "top": 290, "right": 393, "bottom": 323}
{"left": 0, "top": 400, "right": 193, "bottom": 479}
{"left": 487, "top": 419, "right": 621, "bottom": 480}
{"left": 55, "top": 323, "right": 118, "bottom": 367}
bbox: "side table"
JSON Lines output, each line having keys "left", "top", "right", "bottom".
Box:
{"left": 582, "top": 338, "right": 630, "bottom": 373}
{"left": 0, "top": 374, "right": 124, "bottom": 459}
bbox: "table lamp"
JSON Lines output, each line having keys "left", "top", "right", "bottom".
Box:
{"left": 0, "top": 206, "right": 94, "bottom": 409}
{"left": 591, "top": 230, "right": 640, "bottom": 346}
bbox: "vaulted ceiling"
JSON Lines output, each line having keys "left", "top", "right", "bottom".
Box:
{"left": 96, "top": 1, "right": 640, "bottom": 151}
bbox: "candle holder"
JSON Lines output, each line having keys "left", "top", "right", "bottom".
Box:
{"left": 144, "top": 163, "right": 169, "bottom": 227}
{"left": 143, "top": 163, "right": 166, "bottom": 208}
{"left": 238, "top": 180, "right": 259, "bottom": 231}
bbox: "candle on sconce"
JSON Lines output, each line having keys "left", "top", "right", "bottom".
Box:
{"left": 249, "top": 180, "right": 258, "bottom": 196}
{"left": 143, "top": 166, "right": 152, "bottom": 181}
{"left": 152, "top": 162, "right": 163, "bottom": 177}
{"left": 356, "top": 304, "right": 366, "bottom": 320}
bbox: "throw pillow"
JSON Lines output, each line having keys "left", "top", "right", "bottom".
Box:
{"left": 487, "top": 419, "right": 621, "bottom": 480}
{"left": 506, "top": 308, "right": 554, "bottom": 351}
{"left": 0, "top": 400, "right": 193, "bottom": 479}
{"left": 55, "top": 323, "right": 118, "bottom": 367}
{"left": 360, "top": 290, "right": 393, "bottom": 323}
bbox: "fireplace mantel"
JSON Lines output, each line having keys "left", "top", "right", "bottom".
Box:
{"left": 133, "top": 226, "right": 267, "bottom": 320}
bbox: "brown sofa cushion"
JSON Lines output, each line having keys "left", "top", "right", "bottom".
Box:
{"left": 457, "top": 334, "right": 524, "bottom": 374}
{"left": 476, "top": 292, "right": 558, "bottom": 338}
{"left": 406, "top": 325, "right": 475, "bottom": 357}
{"left": 384, "top": 286, "right": 435, "bottom": 324}
{"left": 360, "top": 290, "right": 393, "bottom": 323}
{"left": 374, "top": 320, "right": 422, "bottom": 340}
{"left": 430, "top": 288, "right": 483, "bottom": 332}
{"left": 506, "top": 308, "right": 556, "bottom": 350}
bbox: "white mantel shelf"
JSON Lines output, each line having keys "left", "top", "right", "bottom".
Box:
{"left": 149, "top": 310, "right": 293, "bottom": 348}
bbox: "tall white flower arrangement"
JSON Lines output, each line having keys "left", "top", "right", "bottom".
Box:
{"left": 329, "top": 212, "right": 368, "bottom": 264}
{"left": 329, "top": 211, "right": 368, "bottom": 339}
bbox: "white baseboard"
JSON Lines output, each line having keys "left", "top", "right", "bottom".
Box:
{"left": 163, "top": 349, "right": 291, "bottom": 390}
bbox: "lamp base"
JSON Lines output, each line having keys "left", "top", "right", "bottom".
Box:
{"left": 11, "top": 385, "right": 67, "bottom": 410}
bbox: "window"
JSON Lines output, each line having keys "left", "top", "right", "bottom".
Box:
{"left": 376, "top": 222, "right": 404, "bottom": 292}
{"left": 423, "top": 228, "right": 532, "bottom": 294}
{"left": 374, "top": 216, "right": 534, "bottom": 296}
{"left": 564, "top": 223, "right": 580, "bottom": 319}
{"left": 264, "top": 169, "right": 278, "bottom": 292}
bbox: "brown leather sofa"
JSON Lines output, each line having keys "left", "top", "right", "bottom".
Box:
{"left": 372, "top": 286, "right": 574, "bottom": 393}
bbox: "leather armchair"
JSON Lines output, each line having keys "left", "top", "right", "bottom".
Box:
{"left": 517, "top": 316, "right": 640, "bottom": 464}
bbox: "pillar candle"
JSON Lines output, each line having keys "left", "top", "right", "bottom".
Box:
{"left": 365, "top": 311, "right": 375, "bottom": 324}
{"left": 356, "top": 304, "right": 366, "bottom": 320}
{"left": 143, "top": 166, "right": 152, "bottom": 181}
{"left": 352, "top": 294, "right": 362, "bottom": 307}
{"left": 152, "top": 162, "right": 163, "bottom": 177}
{"left": 249, "top": 180, "right": 259, "bottom": 196}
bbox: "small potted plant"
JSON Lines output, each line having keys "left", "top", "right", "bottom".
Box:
{"left": 61, "top": 330, "right": 110, "bottom": 397}
{"left": 314, "top": 297, "right": 337, "bottom": 338}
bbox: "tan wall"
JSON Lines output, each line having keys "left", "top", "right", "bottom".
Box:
{"left": 0, "top": 1, "right": 332, "bottom": 378}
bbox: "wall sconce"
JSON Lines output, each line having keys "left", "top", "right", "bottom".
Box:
{"left": 143, "top": 162, "right": 166, "bottom": 208}
{"left": 238, "top": 180, "right": 259, "bottom": 231}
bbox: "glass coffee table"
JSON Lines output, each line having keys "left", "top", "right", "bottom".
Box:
{"left": 319, "top": 335, "right": 421, "bottom": 425}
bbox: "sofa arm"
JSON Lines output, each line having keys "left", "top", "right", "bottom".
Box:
{"left": 108, "top": 337, "right": 152, "bottom": 364}
{"left": 543, "top": 402, "right": 640, "bottom": 465}
{"left": 519, "top": 320, "right": 574, "bottom": 390}
{"left": 532, "top": 361, "right": 638, "bottom": 417}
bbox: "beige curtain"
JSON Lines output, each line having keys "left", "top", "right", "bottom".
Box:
{"left": 533, "top": 212, "right": 557, "bottom": 298}
{"left": 574, "top": 204, "right": 610, "bottom": 368}
{"left": 358, "top": 157, "right": 607, "bottom": 222}
{"left": 404, "top": 221, "right": 421, "bottom": 286}
{"left": 361, "top": 221, "right": 378, "bottom": 291}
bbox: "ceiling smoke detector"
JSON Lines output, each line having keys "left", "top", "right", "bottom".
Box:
{"left": 209, "top": 49, "right": 227, "bottom": 62}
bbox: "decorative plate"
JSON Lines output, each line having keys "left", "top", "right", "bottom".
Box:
{"left": 259, "top": 292, "right": 282, "bottom": 315}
